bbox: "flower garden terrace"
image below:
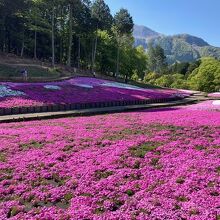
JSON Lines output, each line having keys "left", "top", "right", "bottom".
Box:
{"left": 0, "top": 102, "right": 219, "bottom": 219}
{"left": 0, "top": 77, "right": 190, "bottom": 110}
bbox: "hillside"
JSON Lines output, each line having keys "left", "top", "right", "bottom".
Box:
{"left": 134, "top": 25, "right": 220, "bottom": 63}
{"left": 0, "top": 53, "right": 74, "bottom": 81}
{"left": 0, "top": 77, "right": 187, "bottom": 109}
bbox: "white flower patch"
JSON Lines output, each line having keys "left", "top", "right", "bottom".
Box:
{"left": 0, "top": 85, "right": 25, "bottom": 98}
{"left": 74, "top": 83, "right": 94, "bottom": 89}
{"left": 171, "top": 93, "right": 186, "bottom": 98}
{"left": 101, "top": 82, "right": 144, "bottom": 91}
{"left": 178, "top": 89, "right": 199, "bottom": 94}
{"left": 212, "top": 100, "right": 220, "bottom": 106}
{"left": 44, "top": 85, "right": 61, "bottom": 90}
{"left": 212, "top": 92, "right": 220, "bottom": 95}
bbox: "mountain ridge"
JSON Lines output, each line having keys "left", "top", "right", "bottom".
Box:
{"left": 133, "top": 24, "right": 220, "bottom": 63}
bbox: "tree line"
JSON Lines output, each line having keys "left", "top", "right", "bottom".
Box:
{"left": 0, "top": 0, "right": 149, "bottom": 81}
{"left": 144, "top": 57, "right": 220, "bottom": 93}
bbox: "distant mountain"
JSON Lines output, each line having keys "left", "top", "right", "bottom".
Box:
{"left": 133, "top": 24, "right": 220, "bottom": 63}
{"left": 174, "top": 34, "right": 209, "bottom": 47}
{"left": 133, "top": 25, "right": 160, "bottom": 39}
{"left": 133, "top": 25, "right": 161, "bottom": 49}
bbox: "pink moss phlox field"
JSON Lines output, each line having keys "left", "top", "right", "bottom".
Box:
{"left": 0, "top": 103, "right": 219, "bottom": 219}
{"left": 0, "top": 77, "right": 189, "bottom": 108}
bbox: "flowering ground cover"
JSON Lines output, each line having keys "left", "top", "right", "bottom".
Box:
{"left": 209, "top": 92, "right": 220, "bottom": 98}
{"left": 0, "top": 102, "right": 219, "bottom": 219}
{"left": 0, "top": 77, "right": 189, "bottom": 108}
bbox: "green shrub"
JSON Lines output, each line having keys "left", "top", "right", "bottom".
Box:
{"left": 143, "top": 72, "right": 159, "bottom": 84}
{"left": 155, "top": 75, "right": 174, "bottom": 87}
{"left": 188, "top": 57, "right": 220, "bottom": 92}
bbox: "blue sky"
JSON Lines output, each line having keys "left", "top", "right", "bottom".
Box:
{"left": 104, "top": 0, "right": 220, "bottom": 46}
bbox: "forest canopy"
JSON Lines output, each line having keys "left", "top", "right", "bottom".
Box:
{"left": 0, "top": 0, "right": 148, "bottom": 80}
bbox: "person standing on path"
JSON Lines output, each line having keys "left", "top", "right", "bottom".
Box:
{"left": 21, "top": 69, "right": 28, "bottom": 81}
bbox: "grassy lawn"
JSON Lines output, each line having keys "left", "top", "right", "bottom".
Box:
{"left": 129, "top": 79, "right": 163, "bottom": 89}
{"left": 0, "top": 64, "right": 64, "bottom": 81}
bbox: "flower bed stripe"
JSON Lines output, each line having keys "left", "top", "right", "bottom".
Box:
{"left": 0, "top": 97, "right": 182, "bottom": 116}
